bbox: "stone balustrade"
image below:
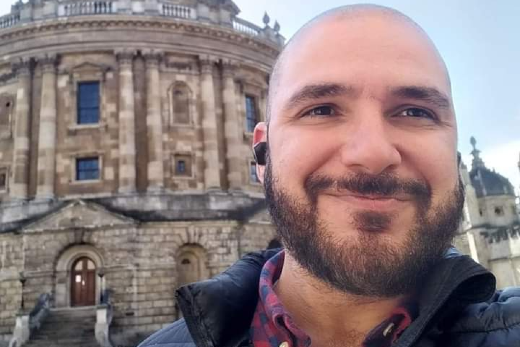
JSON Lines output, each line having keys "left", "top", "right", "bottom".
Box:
{"left": 232, "top": 17, "right": 261, "bottom": 36}
{"left": 61, "top": 1, "right": 116, "bottom": 16}
{"left": 0, "top": 12, "right": 20, "bottom": 29}
{"left": 0, "top": 0, "right": 284, "bottom": 46}
{"left": 161, "top": 3, "right": 193, "bottom": 19}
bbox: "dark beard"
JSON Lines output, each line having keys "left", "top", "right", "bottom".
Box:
{"left": 264, "top": 151, "right": 465, "bottom": 298}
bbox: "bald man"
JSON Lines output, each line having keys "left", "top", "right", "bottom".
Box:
{"left": 139, "top": 5, "right": 520, "bottom": 347}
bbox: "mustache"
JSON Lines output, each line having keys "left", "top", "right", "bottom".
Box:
{"left": 304, "top": 172, "right": 431, "bottom": 204}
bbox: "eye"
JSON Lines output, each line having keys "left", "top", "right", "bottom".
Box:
{"left": 395, "top": 107, "right": 436, "bottom": 120}
{"left": 302, "top": 105, "right": 336, "bottom": 117}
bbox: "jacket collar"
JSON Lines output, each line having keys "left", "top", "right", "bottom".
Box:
{"left": 177, "top": 248, "right": 496, "bottom": 347}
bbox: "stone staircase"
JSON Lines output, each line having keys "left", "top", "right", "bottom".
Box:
{"left": 24, "top": 306, "right": 99, "bottom": 347}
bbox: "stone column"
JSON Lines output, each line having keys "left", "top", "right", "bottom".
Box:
{"left": 10, "top": 58, "right": 32, "bottom": 200}
{"left": 116, "top": 50, "right": 137, "bottom": 194}
{"left": 222, "top": 61, "right": 242, "bottom": 190}
{"left": 199, "top": 56, "right": 221, "bottom": 190}
{"left": 36, "top": 54, "right": 58, "bottom": 200}
{"left": 144, "top": 50, "right": 164, "bottom": 192}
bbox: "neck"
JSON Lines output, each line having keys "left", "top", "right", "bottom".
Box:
{"left": 275, "top": 253, "right": 407, "bottom": 347}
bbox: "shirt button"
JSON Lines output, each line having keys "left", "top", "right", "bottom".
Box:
{"left": 280, "top": 342, "right": 290, "bottom": 347}
{"left": 383, "top": 322, "right": 396, "bottom": 337}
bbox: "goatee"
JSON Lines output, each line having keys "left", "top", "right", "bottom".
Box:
{"left": 264, "top": 150, "right": 465, "bottom": 297}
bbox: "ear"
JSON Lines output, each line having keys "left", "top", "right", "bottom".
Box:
{"left": 253, "top": 122, "right": 267, "bottom": 184}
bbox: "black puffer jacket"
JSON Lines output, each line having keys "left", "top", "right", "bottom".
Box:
{"left": 138, "top": 249, "right": 520, "bottom": 347}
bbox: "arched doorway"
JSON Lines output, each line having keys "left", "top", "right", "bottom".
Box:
{"left": 176, "top": 244, "right": 209, "bottom": 287}
{"left": 71, "top": 257, "right": 96, "bottom": 307}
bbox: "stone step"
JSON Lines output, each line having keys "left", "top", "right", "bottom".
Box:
{"left": 42, "top": 317, "right": 96, "bottom": 327}
{"left": 38, "top": 324, "right": 95, "bottom": 333}
{"left": 47, "top": 308, "right": 96, "bottom": 317}
{"left": 24, "top": 339, "right": 99, "bottom": 347}
{"left": 25, "top": 307, "right": 99, "bottom": 347}
{"left": 32, "top": 331, "right": 95, "bottom": 339}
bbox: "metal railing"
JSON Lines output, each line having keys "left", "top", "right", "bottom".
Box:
{"left": 161, "top": 4, "right": 193, "bottom": 19}
{"left": 0, "top": 12, "right": 20, "bottom": 29}
{"left": 232, "top": 17, "right": 261, "bottom": 36}
{"left": 62, "top": 1, "right": 115, "bottom": 16}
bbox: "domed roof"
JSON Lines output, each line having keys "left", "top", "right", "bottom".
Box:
{"left": 468, "top": 137, "right": 516, "bottom": 198}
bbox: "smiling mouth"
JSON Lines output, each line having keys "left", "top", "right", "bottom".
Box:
{"left": 325, "top": 192, "right": 410, "bottom": 211}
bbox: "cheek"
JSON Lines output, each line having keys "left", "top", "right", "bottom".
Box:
{"left": 413, "top": 148, "right": 458, "bottom": 197}
{"left": 269, "top": 129, "right": 338, "bottom": 189}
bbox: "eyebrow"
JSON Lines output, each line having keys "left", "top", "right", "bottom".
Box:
{"left": 284, "top": 83, "right": 356, "bottom": 110}
{"left": 390, "top": 86, "right": 451, "bottom": 109}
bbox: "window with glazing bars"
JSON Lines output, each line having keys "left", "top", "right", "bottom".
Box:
{"left": 77, "top": 82, "right": 100, "bottom": 124}
{"left": 245, "top": 95, "right": 258, "bottom": 133}
{"left": 76, "top": 157, "right": 100, "bottom": 181}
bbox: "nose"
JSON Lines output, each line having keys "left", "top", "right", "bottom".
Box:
{"left": 339, "top": 113, "right": 402, "bottom": 175}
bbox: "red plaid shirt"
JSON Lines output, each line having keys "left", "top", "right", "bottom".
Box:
{"left": 250, "top": 250, "right": 416, "bottom": 347}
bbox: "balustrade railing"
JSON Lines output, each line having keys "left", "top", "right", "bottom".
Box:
{"left": 161, "top": 4, "right": 193, "bottom": 19}
{"left": 0, "top": 1, "right": 282, "bottom": 45}
{"left": 232, "top": 17, "right": 260, "bottom": 36}
{"left": 0, "top": 13, "right": 20, "bottom": 29}
{"left": 62, "top": 1, "right": 115, "bottom": 16}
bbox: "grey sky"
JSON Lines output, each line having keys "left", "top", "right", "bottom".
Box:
{"left": 0, "top": 0, "right": 519, "bottom": 193}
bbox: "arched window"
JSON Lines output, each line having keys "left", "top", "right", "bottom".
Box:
{"left": 176, "top": 244, "right": 208, "bottom": 287}
{"left": 172, "top": 82, "right": 191, "bottom": 124}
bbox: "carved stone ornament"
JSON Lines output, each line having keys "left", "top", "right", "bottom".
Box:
{"left": 199, "top": 55, "right": 217, "bottom": 74}
{"left": 37, "top": 54, "right": 58, "bottom": 73}
{"left": 115, "top": 49, "right": 137, "bottom": 66}
{"left": 11, "top": 58, "right": 32, "bottom": 76}
{"left": 142, "top": 49, "right": 164, "bottom": 67}
{"left": 222, "top": 60, "right": 238, "bottom": 78}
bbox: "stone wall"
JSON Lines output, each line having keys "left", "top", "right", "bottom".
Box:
{"left": 0, "top": 233, "right": 23, "bottom": 342}
{"left": 0, "top": 217, "right": 270, "bottom": 345}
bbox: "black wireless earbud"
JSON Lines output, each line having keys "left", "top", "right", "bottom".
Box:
{"left": 253, "top": 142, "right": 267, "bottom": 166}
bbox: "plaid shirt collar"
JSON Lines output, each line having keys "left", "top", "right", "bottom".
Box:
{"left": 250, "top": 250, "right": 417, "bottom": 347}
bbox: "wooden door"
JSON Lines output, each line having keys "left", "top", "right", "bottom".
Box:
{"left": 71, "top": 257, "right": 96, "bottom": 307}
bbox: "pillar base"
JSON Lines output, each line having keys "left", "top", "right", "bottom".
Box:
{"left": 117, "top": 188, "right": 137, "bottom": 195}
{"left": 34, "top": 194, "right": 55, "bottom": 202}
{"left": 146, "top": 186, "right": 164, "bottom": 194}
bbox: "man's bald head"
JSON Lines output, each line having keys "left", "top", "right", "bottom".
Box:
{"left": 267, "top": 4, "right": 451, "bottom": 122}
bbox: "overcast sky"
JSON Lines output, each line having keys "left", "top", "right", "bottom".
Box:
{"left": 0, "top": 0, "right": 519, "bottom": 194}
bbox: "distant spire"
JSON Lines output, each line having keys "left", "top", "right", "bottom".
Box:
{"left": 470, "top": 136, "right": 486, "bottom": 171}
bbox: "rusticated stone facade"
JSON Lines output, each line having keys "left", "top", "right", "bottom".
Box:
{"left": 0, "top": 1, "right": 283, "bottom": 346}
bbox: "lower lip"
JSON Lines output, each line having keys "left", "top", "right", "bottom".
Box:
{"left": 328, "top": 195, "right": 407, "bottom": 211}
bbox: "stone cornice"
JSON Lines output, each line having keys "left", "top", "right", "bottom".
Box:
{"left": 0, "top": 16, "right": 281, "bottom": 60}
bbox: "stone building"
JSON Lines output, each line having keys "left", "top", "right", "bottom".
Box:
{"left": 0, "top": 0, "right": 283, "bottom": 346}
{"left": 454, "top": 137, "right": 520, "bottom": 289}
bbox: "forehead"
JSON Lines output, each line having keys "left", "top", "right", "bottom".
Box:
{"left": 273, "top": 14, "right": 451, "bottom": 109}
